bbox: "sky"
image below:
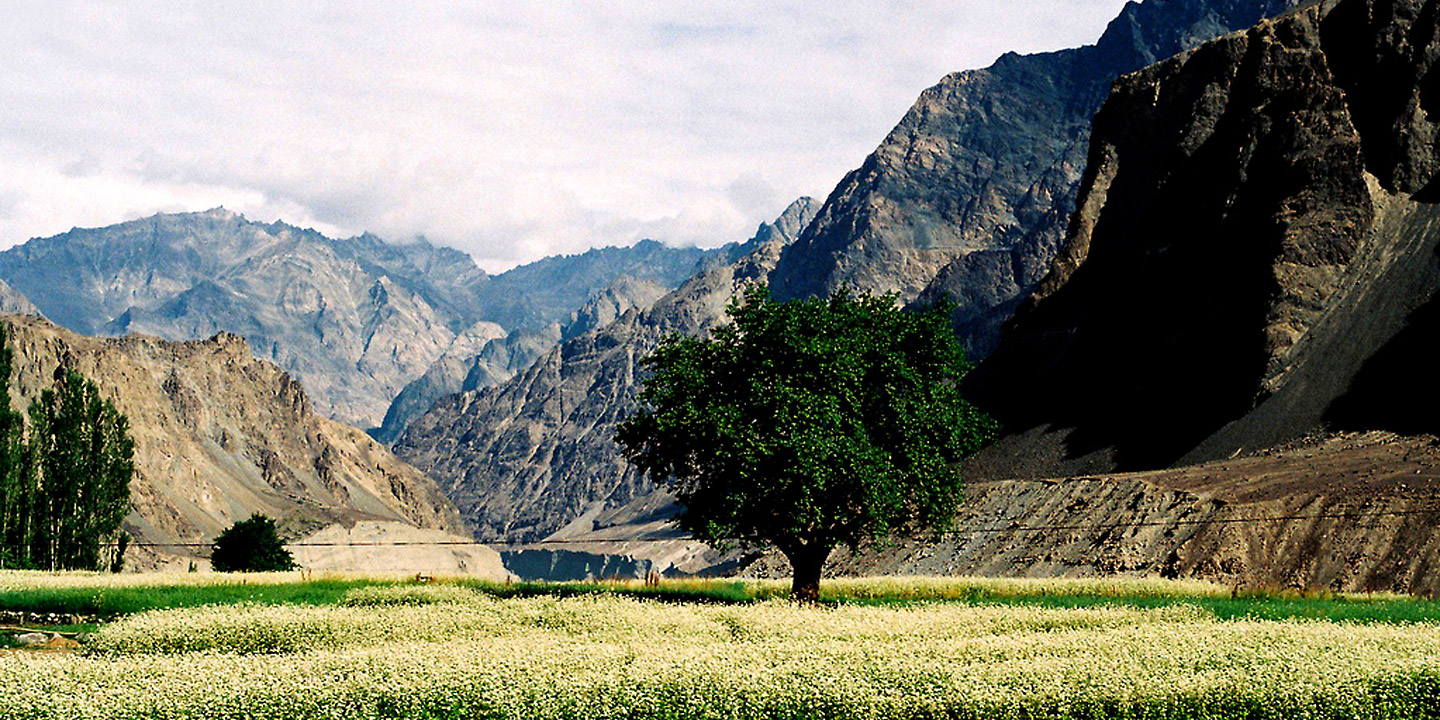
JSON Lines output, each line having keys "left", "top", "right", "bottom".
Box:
{"left": 2, "top": 1, "right": 1132, "bottom": 272}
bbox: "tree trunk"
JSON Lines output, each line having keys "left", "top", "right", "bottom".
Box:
{"left": 785, "top": 544, "right": 831, "bottom": 603}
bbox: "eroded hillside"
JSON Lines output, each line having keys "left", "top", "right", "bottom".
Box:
{"left": 2, "top": 315, "right": 465, "bottom": 569}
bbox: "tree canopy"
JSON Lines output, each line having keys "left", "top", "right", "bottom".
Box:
{"left": 617, "top": 285, "right": 997, "bottom": 600}
{"left": 211, "top": 513, "right": 296, "bottom": 572}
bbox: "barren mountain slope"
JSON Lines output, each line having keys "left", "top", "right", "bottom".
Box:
{"left": 396, "top": 199, "right": 817, "bottom": 542}
{"left": 769, "top": 0, "right": 1302, "bottom": 358}
{"left": 1, "top": 315, "right": 464, "bottom": 569}
{"left": 969, "top": 0, "right": 1440, "bottom": 475}
{"left": 751, "top": 432, "right": 1440, "bottom": 595}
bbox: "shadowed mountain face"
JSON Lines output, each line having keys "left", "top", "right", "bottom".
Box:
{"left": 0, "top": 209, "right": 721, "bottom": 429}
{"left": 768, "top": 0, "right": 1302, "bottom": 359}
{"left": 395, "top": 199, "right": 817, "bottom": 542}
{"left": 968, "top": 0, "right": 1440, "bottom": 474}
{"left": 1, "top": 314, "right": 465, "bottom": 570}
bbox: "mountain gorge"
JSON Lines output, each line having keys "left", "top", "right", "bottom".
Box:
{"left": 395, "top": 198, "right": 817, "bottom": 542}
{"left": 391, "top": 0, "right": 1311, "bottom": 561}
{"left": 0, "top": 210, "right": 720, "bottom": 429}
{"left": 7, "top": 0, "right": 1439, "bottom": 592}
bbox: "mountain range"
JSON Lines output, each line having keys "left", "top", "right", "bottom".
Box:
{"left": 5, "top": 0, "right": 1440, "bottom": 591}
{"left": 0, "top": 210, "right": 720, "bottom": 429}
{"left": 391, "top": 0, "right": 1313, "bottom": 553}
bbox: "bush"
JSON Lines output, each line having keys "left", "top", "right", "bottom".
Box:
{"left": 210, "top": 514, "right": 296, "bottom": 573}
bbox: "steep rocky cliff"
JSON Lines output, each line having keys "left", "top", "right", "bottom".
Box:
{"left": 1, "top": 314, "right": 465, "bottom": 568}
{"left": 769, "top": 0, "right": 1302, "bottom": 358}
{"left": 970, "top": 0, "right": 1440, "bottom": 474}
{"left": 0, "top": 209, "right": 722, "bottom": 429}
{"left": 396, "top": 199, "right": 817, "bottom": 542}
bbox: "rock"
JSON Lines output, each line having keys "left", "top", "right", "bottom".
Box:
{"left": 13, "top": 633, "right": 49, "bottom": 647}
{"left": 967, "top": 0, "right": 1440, "bottom": 475}
{"left": 768, "top": 0, "right": 1303, "bottom": 359}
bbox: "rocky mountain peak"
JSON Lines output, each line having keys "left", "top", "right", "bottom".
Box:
{"left": 768, "top": 0, "right": 1303, "bottom": 359}
{"left": 967, "top": 0, "right": 1440, "bottom": 474}
{"left": 394, "top": 200, "right": 820, "bottom": 542}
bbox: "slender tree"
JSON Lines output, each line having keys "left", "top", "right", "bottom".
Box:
{"left": 618, "top": 285, "right": 998, "bottom": 601}
{"left": 0, "top": 323, "right": 25, "bottom": 569}
{"left": 26, "top": 367, "right": 135, "bottom": 571}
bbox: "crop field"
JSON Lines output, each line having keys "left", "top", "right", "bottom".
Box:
{"left": 2, "top": 573, "right": 1439, "bottom": 719}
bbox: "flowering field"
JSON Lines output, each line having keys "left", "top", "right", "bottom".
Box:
{"left": 2, "top": 579, "right": 1439, "bottom": 719}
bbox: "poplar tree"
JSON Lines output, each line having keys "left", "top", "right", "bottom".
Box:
{"left": 0, "top": 324, "right": 27, "bottom": 569}
{"left": 26, "top": 367, "right": 135, "bottom": 571}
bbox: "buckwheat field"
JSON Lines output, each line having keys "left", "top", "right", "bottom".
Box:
{"left": 3, "top": 575, "right": 1439, "bottom": 719}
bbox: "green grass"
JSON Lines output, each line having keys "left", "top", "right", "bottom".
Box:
{"left": 0, "top": 575, "right": 395, "bottom": 618}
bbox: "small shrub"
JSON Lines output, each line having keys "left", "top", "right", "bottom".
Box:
{"left": 210, "top": 514, "right": 296, "bottom": 573}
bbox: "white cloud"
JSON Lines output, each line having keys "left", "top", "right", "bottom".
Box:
{"left": 0, "top": 0, "right": 1131, "bottom": 270}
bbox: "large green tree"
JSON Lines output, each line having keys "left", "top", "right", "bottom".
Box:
{"left": 617, "top": 285, "right": 997, "bottom": 601}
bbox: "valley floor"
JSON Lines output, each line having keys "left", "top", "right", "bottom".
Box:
{"left": 1, "top": 573, "right": 1438, "bottom": 718}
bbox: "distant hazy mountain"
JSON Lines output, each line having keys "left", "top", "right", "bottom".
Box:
{"left": 0, "top": 278, "right": 39, "bottom": 316}
{"left": 0, "top": 209, "right": 723, "bottom": 428}
{"left": 472, "top": 239, "right": 721, "bottom": 331}
{"left": 372, "top": 275, "right": 669, "bottom": 445}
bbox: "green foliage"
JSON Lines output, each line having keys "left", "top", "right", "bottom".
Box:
{"left": 0, "top": 323, "right": 134, "bottom": 571}
{"left": 25, "top": 368, "right": 135, "bottom": 571}
{"left": 211, "top": 514, "right": 297, "bottom": 573}
{"left": 617, "top": 285, "right": 997, "bottom": 598}
{"left": 0, "top": 324, "right": 27, "bottom": 569}
{"left": 0, "top": 574, "right": 388, "bottom": 617}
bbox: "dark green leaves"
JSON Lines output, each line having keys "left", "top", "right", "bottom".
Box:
{"left": 617, "top": 285, "right": 998, "bottom": 568}
{"left": 0, "top": 322, "right": 135, "bottom": 572}
{"left": 211, "top": 513, "right": 297, "bottom": 573}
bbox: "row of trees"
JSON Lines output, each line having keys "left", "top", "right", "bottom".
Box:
{"left": 0, "top": 323, "right": 135, "bottom": 571}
